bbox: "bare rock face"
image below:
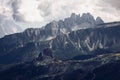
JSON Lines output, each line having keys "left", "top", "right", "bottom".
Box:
{"left": 96, "top": 17, "right": 104, "bottom": 24}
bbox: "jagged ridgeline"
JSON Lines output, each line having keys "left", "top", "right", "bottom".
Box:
{"left": 0, "top": 13, "right": 120, "bottom": 64}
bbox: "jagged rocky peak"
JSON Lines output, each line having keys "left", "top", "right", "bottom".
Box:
{"left": 72, "top": 13, "right": 104, "bottom": 25}
{"left": 62, "top": 13, "right": 102, "bottom": 30}
{"left": 25, "top": 13, "right": 104, "bottom": 35}
{"left": 46, "top": 20, "right": 59, "bottom": 29}
{"left": 70, "top": 13, "right": 79, "bottom": 20}
{"left": 68, "top": 13, "right": 81, "bottom": 21}
{"left": 44, "top": 21, "right": 59, "bottom": 37}
{"left": 82, "top": 13, "right": 94, "bottom": 19}
{"left": 71, "top": 13, "right": 76, "bottom": 17}
{"left": 80, "top": 13, "right": 96, "bottom": 24}
{"left": 96, "top": 17, "right": 104, "bottom": 24}
{"left": 24, "top": 28, "right": 41, "bottom": 37}
{"left": 63, "top": 13, "right": 104, "bottom": 29}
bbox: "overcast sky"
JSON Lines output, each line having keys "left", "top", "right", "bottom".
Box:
{"left": 0, "top": 0, "right": 120, "bottom": 28}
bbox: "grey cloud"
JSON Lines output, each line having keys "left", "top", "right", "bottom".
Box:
{"left": 103, "top": 0, "right": 120, "bottom": 10}
{"left": 38, "top": 1, "right": 52, "bottom": 17}
{"left": 37, "top": 0, "right": 75, "bottom": 22}
{"left": 12, "top": 13, "right": 25, "bottom": 21}
{"left": 10, "top": 0, "right": 25, "bottom": 22}
{"left": 1, "top": 0, "right": 120, "bottom": 24}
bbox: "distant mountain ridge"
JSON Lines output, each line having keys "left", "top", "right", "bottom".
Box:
{"left": 0, "top": 13, "right": 120, "bottom": 80}
{"left": 0, "top": 13, "right": 119, "bottom": 64}
{"left": 0, "top": 15, "right": 22, "bottom": 38}
{"left": 0, "top": 22, "right": 119, "bottom": 64}
{"left": 19, "top": 13, "right": 104, "bottom": 41}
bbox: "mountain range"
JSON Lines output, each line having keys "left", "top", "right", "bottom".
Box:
{"left": 0, "top": 13, "right": 120, "bottom": 80}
